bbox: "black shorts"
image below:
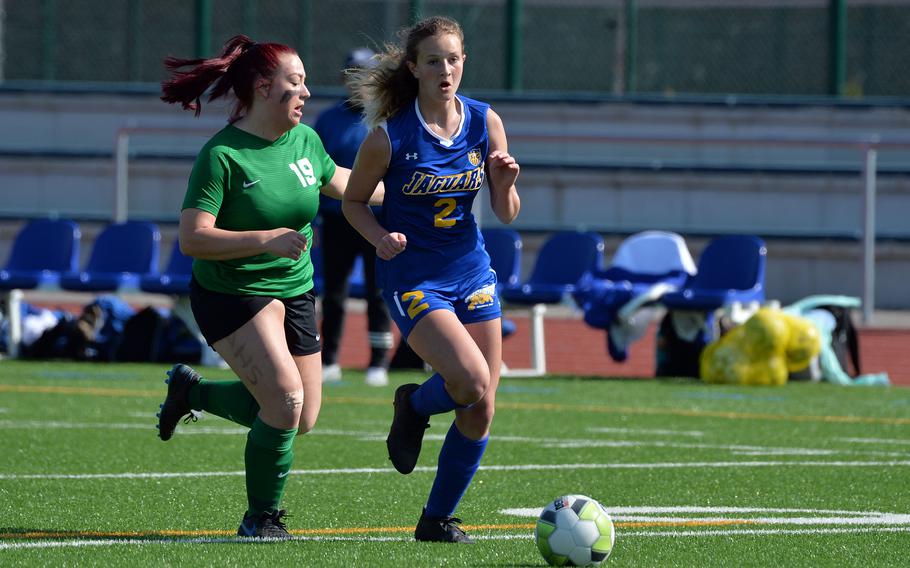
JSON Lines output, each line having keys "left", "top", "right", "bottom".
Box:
{"left": 189, "top": 278, "right": 321, "bottom": 356}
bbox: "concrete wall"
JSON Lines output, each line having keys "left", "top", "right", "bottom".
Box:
{"left": 1, "top": 90, "right": 909, "bottom": 307}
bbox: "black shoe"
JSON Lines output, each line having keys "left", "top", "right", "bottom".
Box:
{"left": 156, "top": 363, "right": 201, "bottom": 441}
{"left": 386, "top": 383, "right": 430, "bottom": 474}
{"left": 237, "top": 509, "right": 293, "bottom": 539}
{"left": 414, "top": 509, "right": 474, "bottom": 543}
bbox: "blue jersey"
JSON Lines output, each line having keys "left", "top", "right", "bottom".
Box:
{"left": 378, "top": 95, "right": 492, "bottom": 291}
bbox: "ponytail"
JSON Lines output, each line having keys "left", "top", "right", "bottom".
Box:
{"left": 348, "top": 16, "right": 464, "bottom": 129}
{"left": 161, "top": 34, "right": 296, "bottom": 122}
{"left": 347, "top": 45, "right": 416, "bottom": 130}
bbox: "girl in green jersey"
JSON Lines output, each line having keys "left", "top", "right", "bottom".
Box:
{"left": 157, "top": 34, "right": 381, "bottom": 538}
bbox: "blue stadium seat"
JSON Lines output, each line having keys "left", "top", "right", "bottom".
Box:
{"left": 481, "top": 228, "right": 523, "bottom": 290}
{"left": 59, "top": 221, "right": 161, "bottom": 292}
{"left": 1, "top": 219, "right": 82, "bottom": 357}
{"left": 481, "top": 228, "right": 523, "bottom": 339}
{"left": 661, "top": 234, "right": 767, "bottom": 312}
{"left": 498, "top": 231, "right": 604, "bottom": 376}
{"left": 0, "top": 218, "right": 81, "bottom": 290}
{"left": 501, "top": 231, "right": 605, "bottom": 305}
{"left": 575, "top": 231, "right": 696, "bottom": 362}
{"left": 139, "top": 240, "right": 193, "bottom": 295}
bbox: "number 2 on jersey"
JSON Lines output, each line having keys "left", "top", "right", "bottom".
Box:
{"left": 401, "top": 291, "right": 429, "bottom": 319}
{"left": 434, "top": 198, "right": 457, "bottom": 228}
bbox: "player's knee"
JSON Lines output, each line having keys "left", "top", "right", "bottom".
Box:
{"left": 453, "top": 363, "right": 490, "bottom": 405}
{"left": 264, "top": 389, "right": 304, "bottom": 427}
{"left": 457, "top": 401, "right": 495, "bottom": 438}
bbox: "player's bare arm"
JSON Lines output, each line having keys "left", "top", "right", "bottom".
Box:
{"left": 485, "top": 108, "right": 521, "bottom": 224}
{"left": 179, "top": 208, "right": 308, "bottom": 261}
{"left": 321, "top": 165, "right": 385, "bottom": 205}
{"left": 342, "top": 128, "right": 407, "bottom": 260}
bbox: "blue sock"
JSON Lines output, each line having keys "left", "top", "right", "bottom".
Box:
{"left": 424, "top": 422, "right": 488, "bottom": 518}
{"left": 409, "top": 373, "right": 461, "bottom": 416}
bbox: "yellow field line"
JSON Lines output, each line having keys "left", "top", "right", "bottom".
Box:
{"left": 0, "top": 520, "right": 756, "bottom": 540}
{"left": 0, "top": 384, "right": 162, "bottom": 397}
{"left": 2, "top": 383, "right": 907, "bottom": 426}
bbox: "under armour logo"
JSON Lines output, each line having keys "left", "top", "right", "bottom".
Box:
{"left": 405, "top": 152, "right": 418, "bottom": 160}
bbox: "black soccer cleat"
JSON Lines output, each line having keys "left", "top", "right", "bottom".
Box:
{"left": 237, "top": 509, "right": 293, "bottom": 539}
{"left": 156, "top": 363, "right": 201, "bottom": 441}
{"left": 386, "top": 383, "right": 430, "bottom": 474}
{"left": 414, "top": 508, "right": 474, "bottom": 543}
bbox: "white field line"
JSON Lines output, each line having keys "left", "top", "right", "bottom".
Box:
{"left": 537, "top": 439, "right": 910, "bottom": 458}
{"left": 617, "top": 515, "right": 910, "bottom": 525}
{"left": 0, "top": 421, "right": 379, "bottom": 437}
{"left": 587, "top": 427, "right": 706, "bottom": 437}
{"left": 412, "top": 434, "right": 910, "bottom": 459}
{"left": 502, "top": 506, "right": 910, "bottom": 525}
{"left": 3, "top": 527, "right": 910, "bottom": 551}
{"left": 3, "top": 420, "right": 909, "bottom": 460}
{"left": 3, "top": 460, "right": 910, "bottom": 480}
{"left": 621, "top": 526, "right": 910, "bottom": 537}
{"left": 0, "top": 420, "right": 248, "bottom": 435}
{"left": 837, "top": 437, "right": 910, "bottom": 445}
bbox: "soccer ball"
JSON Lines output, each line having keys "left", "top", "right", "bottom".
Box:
{"left": 535, "top": 495, "right": 615, "bottom": 566}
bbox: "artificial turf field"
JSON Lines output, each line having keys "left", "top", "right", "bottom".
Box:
{"left": 1, "top": 360, "right": 908, "bottom": 567}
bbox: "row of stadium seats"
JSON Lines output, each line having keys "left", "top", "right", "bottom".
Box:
{"left": 0, "top": 219, "right": 766, "bottom": 374}
{"left": 483, "top": 229, "right": 766, "bottom": 374}
{"left": 0, "top": 219, "right": 376, "bottom": 298}
{"left": 0, "top": 219, "right": 188, "bottom": 359}
{"left": 0, "top": 218, "right": 608, "bottom": 302}
{"left": 573, "top": 231, "right": 767, "bottom": 366}
{"left": 0, "top": 219, "right": 598, "bottom": 364}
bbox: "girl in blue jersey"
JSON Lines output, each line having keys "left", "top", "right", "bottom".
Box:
{"left": 343, "top": 16, "right": 521, "bottom": 543}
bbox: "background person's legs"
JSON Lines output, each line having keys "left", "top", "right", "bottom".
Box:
{"left": 319, "top": 213, "right": 358, "bottom": 381}
{"left": 360, "top": 233, "right": 393, "bottom": 385}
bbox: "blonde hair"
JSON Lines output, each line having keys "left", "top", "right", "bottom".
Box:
{"left": 348, "top": 16, "right": 464, "bottom": 129}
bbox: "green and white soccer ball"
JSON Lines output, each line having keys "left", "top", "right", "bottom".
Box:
{"left": 535, "top": 494, "right": 615, "bottom": 566}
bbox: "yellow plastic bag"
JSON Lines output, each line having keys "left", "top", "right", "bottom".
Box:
{"left": 700, "top": 307, "right": 821, "bottom": 386}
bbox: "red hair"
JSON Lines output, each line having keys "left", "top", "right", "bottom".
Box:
{"left": 160, "top": 35, "right": 297, "bottom": 123}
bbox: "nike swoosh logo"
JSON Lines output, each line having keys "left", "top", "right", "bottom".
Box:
{"left": 277, "top": 471, "right": 290, "bottom": 478}
{"left": 243, "top": 179, "right": 261, "bottom": 188}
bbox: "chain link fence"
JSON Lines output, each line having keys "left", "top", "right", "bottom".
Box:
{"left": 1, "top": 0, "right": 908, "bottom": 97}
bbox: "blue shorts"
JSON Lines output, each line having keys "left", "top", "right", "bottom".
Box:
{"left": 383, "top": 268, "right": 501, "bottom": 340}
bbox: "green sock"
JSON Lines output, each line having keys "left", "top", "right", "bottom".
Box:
{"left": 188, "top": 379, "right": 260, "bottom": 428}
{"left": 245, "top": 416, "right": 297, "bottom": 515}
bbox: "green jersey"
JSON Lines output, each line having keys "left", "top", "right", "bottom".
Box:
{"left": 182, "top": 123, "right": 336, "bottom": 297}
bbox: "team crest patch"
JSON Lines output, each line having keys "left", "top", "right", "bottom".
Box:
{"left": 467, "top": 148, "right": 482, "bottom": 167}
{"left": 466, "top": 283, "right": 497, "bottom": 311}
